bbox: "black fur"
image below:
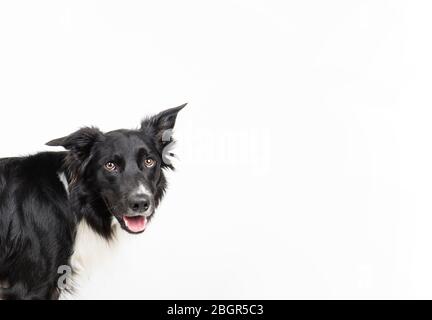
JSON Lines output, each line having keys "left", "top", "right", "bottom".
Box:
{"left": 0, "top": 104, "right": 185, "bottom": 299}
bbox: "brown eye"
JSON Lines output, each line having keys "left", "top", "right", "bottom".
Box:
{"left": 104, "top": 162, "right": 117, "bottom": 172}
{"left": 144, "top": 158, "right": 155, "bottom": 168}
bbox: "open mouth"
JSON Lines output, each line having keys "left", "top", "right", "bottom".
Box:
{"left": 122, "top": 215, "right": 147, "bottom": 233}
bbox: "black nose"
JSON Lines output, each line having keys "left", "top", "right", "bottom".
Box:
{"left": 129, "top": 195, "right": 150, "bottom": 213}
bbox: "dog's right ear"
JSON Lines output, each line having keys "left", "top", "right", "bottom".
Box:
{"left": 46, "top": 127, "right": 104, "bottom": 156}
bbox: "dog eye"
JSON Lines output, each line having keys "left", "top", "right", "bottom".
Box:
{"left": 144, "top": 158, "right": 155, "bottom": 168}
{"left": 104, "top": 162, "right": 117, "bottom": 172}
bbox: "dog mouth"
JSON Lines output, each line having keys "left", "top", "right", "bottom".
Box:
{"left": 103, "top": 198, "right": 154, "bottom": 234}
{"left": 122, "top": 215, "right": 148, "bottom": 233}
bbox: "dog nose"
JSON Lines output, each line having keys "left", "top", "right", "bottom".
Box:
{"left": 129, "top": 195, "right": 150, "bottom": 213}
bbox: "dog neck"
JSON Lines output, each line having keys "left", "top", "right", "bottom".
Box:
{"left": 57, "top": 171, "right": 117, "bottom": 241}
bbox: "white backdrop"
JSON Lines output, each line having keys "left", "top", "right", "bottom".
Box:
{"left": 1, "top": 0, "right": 432, "bottom": 299}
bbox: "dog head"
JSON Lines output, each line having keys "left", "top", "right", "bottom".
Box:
{"left": 46, "top": 104, "right": 186, "bottom": 234}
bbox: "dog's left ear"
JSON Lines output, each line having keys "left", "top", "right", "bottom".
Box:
{"left": 140, "top": 103, "right": 187, "bottom": 147}
{"left": 141, "top": 103, "right": 186, "bottom": 132}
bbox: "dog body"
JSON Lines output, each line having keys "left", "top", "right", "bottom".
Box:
{"left": 0, "top": 105, "right": 185, "bottom": 299}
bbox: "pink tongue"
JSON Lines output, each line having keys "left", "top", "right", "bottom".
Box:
{"left": 123, "top": 216, "right": 147, "bottom": 232}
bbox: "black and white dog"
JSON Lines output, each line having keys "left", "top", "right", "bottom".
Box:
{"left": 0, "top": 104, "right": 185, "bottom": 299}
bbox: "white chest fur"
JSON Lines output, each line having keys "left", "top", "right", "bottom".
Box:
{"left": 72, "top": 220, "right": 119, "bottom": 272}
{"left": 57, "top": 172, "right": 122, "bottom": 299}
{"left": 59, "top": 219, "right": 120, "bottom": 299}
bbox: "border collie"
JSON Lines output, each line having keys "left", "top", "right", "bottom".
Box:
{"left": 0, "top": 104, "right": 186, "bottom": 299}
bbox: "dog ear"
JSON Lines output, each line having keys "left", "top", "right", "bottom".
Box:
{"left": 46, "top": 127, "right": 104, "bottom": 156}
{"left": 140, "top": 103, "right": 186, "bottom": 150}
{"left": 141, "top": 103, "right": 187, "bottom": 134}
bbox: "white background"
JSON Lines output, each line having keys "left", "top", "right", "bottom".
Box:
{"left": 0, "top": 0, "right": 432, "bottom": 299}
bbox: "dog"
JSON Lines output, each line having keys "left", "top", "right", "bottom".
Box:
{"left": 0, "top": 104, "right": 186, "bottom": 299}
